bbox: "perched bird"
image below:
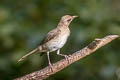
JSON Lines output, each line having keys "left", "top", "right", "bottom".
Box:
{"left": 18, "top": 15, "right": 77, "bottom": 68}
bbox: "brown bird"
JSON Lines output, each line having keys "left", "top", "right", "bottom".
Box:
{"left": 18, "top": 15, "right": 77, "bottom": 68}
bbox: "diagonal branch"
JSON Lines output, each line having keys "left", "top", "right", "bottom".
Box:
{"left": 15, "top": 35, "right": 119, "bottom": 80}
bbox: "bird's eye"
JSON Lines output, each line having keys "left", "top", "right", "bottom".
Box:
{"left": 67, "top": 19, "right": 71, "bottom": 22}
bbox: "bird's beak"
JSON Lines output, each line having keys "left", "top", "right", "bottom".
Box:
{"left": 72, "top": 16, "right": 78, "bottom": 18}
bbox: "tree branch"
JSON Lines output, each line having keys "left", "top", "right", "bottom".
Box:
{"left": 15, "top": 35, "right": 119, "bottom": 80}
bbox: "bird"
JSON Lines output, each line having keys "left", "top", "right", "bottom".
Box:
{"left": 18, "top": 15, "right": 78, "bottom": 69}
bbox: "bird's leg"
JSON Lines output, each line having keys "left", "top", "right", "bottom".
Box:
{"left": 47, "top": 51, "right": 53, "bottom": 71}
{"left": 57, "top": 49, "right": 70, "bottom": 64}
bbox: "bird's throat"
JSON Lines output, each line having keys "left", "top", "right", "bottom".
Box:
{"left": 57, "top": 22, "right": 70, "bottom": 29}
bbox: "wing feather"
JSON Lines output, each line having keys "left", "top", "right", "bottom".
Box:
{"left": 40, "top": 28, "right": 60, "bottom": 45}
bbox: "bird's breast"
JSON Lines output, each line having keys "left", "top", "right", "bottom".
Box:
{"left": 57, "top": 32, "right": 69, "bottom": 48}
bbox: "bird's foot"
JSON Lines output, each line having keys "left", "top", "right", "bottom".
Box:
{"left": 64, "top": 55, "right": 71, "bottom": 64}
{"left": 49, "top": 63, "right": 54, "bottom": 72}
{"left": 57, "top": 52, "right": 71, "bottom": 64}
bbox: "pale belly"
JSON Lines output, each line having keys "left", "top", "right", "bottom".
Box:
{"left": 44, "top": 33, "right": 69, "bottom": 52}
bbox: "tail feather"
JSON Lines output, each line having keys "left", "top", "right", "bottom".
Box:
{"left": 18, "top": 48, "right": 39, "bottom": 63}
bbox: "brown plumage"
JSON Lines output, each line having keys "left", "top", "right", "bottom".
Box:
{"left": 18, "top": 15, "right": 78, "bottom": 68}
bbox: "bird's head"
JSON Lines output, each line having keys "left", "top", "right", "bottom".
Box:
{"left": 60, "top": 15, "right": 78, "bottom": 26}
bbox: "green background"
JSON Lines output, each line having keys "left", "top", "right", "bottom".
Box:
{"left": 0, "top": 0, "right": 120, "bottom": 80}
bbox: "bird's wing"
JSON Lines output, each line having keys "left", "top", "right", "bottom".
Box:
{"left": 40, "top": 28, "right": 60, "bottom": 45}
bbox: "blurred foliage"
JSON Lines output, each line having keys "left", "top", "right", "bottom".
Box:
{"left": 0, "top": 0, "right": 120, "bottom": 80}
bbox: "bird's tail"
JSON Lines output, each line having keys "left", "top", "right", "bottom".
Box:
{"left": 17, "top": 48, "right": 39, "bottom": 63}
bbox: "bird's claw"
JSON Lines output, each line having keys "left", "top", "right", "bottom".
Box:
{"left": 49, "top": 63, "right": 54, "bottom": 72}
{"left": 64, "top": 55, "right": 71, "bottom": 64}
